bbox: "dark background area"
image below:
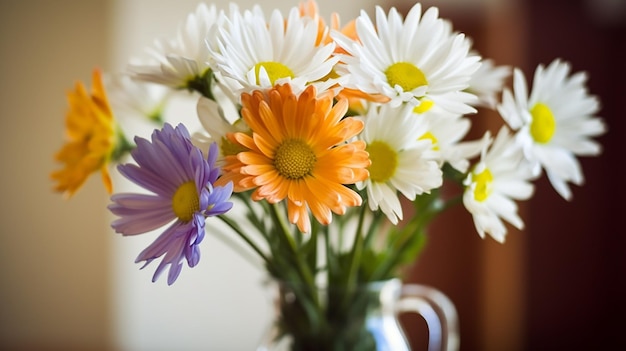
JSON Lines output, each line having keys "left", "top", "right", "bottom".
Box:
{"left": 396, "top": 0, "right": 625, "bottom": 350}
{"left": 525, "top": 0, "right": 625, "bottom": 349}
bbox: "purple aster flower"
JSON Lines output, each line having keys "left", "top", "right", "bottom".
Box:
{"left": 109, "top": 123, "right": 233, "bottom": 285}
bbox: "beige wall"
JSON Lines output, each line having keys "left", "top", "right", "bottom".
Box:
{"left": 0, "top": 0, "right": 112, "bottom": 350}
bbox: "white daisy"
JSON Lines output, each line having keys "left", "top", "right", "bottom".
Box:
{"left": 467, "top": 58, "right": 511, "bottom": 109}
{"left": 332, "top": 3, "right": 480, "bottom": 114}
{"left": 128, "top": 3, "right": 220, "bottom": 91}
{"left": 192, "top": 95, "right": 248, "bottom": 161}
{"left": 497, "top": 59, "right": 606, "bottom": 200}
{"left": 357, "top": 103, "right": 442, "bottom": 224}
{"left": 463, "top": 127, "right": 536, "bottom": 243}
{"left": 208, "top": 5, "right": 340, "bottom": 97}
{"left": 413, "top": 103, "right": 486, "bottom": 173}
{"left": 106, "top": 73, "right": 171, "bottom": 124}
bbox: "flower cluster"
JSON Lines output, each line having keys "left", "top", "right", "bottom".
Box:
{"left": 52, "top": 0, "right": 605, "bottom": 291}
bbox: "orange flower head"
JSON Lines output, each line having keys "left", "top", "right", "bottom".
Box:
{"left": 298, "top": 0, "right": 327, "bottom": 46}
{"left": 296, "top": 2, "right": 388, "bottom": 111}
{"left": 223, "top": 84, "right": 370, "bottom": 233}
{"left": 51, "top": 69, "right": 119, "bottom": 197}
{"left": 298, "top": 0, "right": 358, "bottom": 49}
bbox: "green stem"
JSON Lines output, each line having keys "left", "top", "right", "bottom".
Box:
{"left": 306, "top": 222, "right": 319, "bottom": 275}
{"left": 217, "top": 214, "right": 270, "bottom": 264}
{"left": 363, "top": 211, "right": 384, "bottom": 249}
{"left": 324, "top": 226, "right": 336, "bottom": 279}
{"left": 334, "top": 204, "right": 369, "bottom": 313}
{"left": 345, "top": 204, "right": 368, "bottom": 288}
{"left": 234, "top": 192, "right": 270, "bottom": 240}
{"left": 210, "top": 225, "right": 264, "bottom": 268}
{"left": 370, "top": 192, "right": 456, "bottom": 281}
{"left": 186, "top": 69, "right": 215, "bottom": 100}
{"left": 268, "top": 203, "right": 298, "bottom": 253}
{"left": 265, "top": 203, "right": 324, "bottom": 331}
{"left": 268, "top": 203, "right": 317, "bottom": 291}
{"left": 111, "top": 126, "right": 135, "bottom": 162}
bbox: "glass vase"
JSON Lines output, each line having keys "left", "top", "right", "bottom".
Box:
{"left": 256, "top": 278, "right": 458, "bottom": 351}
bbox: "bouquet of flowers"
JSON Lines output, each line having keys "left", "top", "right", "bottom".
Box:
{"left": 51, "top": 1, "right": 606, "bottom": 349}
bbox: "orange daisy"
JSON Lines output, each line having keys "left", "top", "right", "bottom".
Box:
{"left": 51, "top": 69, "right": 127, "bottom": 197}
{"left": 222, "top": 84, "right": 370, "bottom": 233}
{"left": 298, "top": 0, "right": 356, "bottom": 50}
{"left": 297, "top": 0, "right": 389, "bottom": 113}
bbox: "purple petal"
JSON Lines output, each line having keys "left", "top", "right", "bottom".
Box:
{"left": 166, "top": 262, "right": 183, "bottom": 285}
{"left": 204, "top": 183, "right": 234, "bottom": 216}
{"left": 134, "top": 220, "right": 203, "bottom": 285}
{"left": 110, "top": 123, "right": 229, "bottom": 284}
{"left": 117, "top": 163, "right": 177, "bottom": 195}
{"left": 109, "top": 194, "right": 174, "bottom": 235}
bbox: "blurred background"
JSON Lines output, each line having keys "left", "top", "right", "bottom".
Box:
{"left": 0, "top": 0, "right": 623, "bottom": 350}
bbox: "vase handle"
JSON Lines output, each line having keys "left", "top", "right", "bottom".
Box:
{"left": 396, "top": 284, "right": 459, "bottom": 351}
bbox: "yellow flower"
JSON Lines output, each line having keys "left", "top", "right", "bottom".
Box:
{"left": 220, "top": 84, "right": 370, "bottom": 233}
{"left": 51, "top": 69, "right": 121, "bottom": 197}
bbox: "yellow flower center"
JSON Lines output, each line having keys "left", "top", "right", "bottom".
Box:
{"left": 413, "top": 99, "right": 434, "bottom": 114}
{"left": 274, "top": 139, "right": 317, "bottom": 180}
{"left": 366, "top": 141, "right": 398, "bottom": 183}
{"left": 254, "top": 62, "right": 295, "bottom": 86}
{"left": 472, "top": 168, "right": 493, "bottom": 202}
{"left": 419, "top": 131, "right": 439, "bottom": 150}
{"left": 530, "top": 102, "right": 556, "bottom": 144}
{"left": 320, "top": 68, "right": 340, "bottom": 81}
{"left": 172, "top": 181, "right": 199, "bottom": 222}
{"left": 385, "top": 62, "right": 428, "bottom": 92}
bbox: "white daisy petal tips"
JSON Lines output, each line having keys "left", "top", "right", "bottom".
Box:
{"left": 497, "top": 59, "right": 607, "bottom": 200}
{"left": 332, "top": 3, "right": 481, "bottom": 115}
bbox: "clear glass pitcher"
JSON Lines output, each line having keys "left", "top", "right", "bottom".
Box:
{"left": 256, "top": 278, "right": 459, "bottom": 351}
